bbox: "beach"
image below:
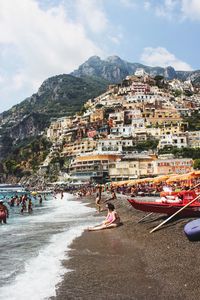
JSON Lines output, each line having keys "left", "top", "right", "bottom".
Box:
{"left": 52, "top": 194, "right": 200, "bottom": 300}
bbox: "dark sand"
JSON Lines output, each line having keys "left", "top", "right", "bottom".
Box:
{"left": 52, "top": 194, "right": 200, "bottom": 300}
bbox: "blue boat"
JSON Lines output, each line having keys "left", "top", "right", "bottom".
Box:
{"left": 184, "top": 219, "right": 200, "bottom": 241}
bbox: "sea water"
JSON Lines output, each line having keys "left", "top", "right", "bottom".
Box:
{"left": 0, "top": 193, "right": 101, "bottom": 300}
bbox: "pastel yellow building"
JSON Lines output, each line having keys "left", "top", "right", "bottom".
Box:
{"left": 146, "top": 109, "right": 182, "bottom": 126}
{"left": 62, "top": 139, "right": 97, "bottom": 157}
{"left": 70, "top": 153, "right": 121, "bottom": 182}
{"left": 109, "top": 154, "right": 156, "bottom": 181}
{"left": 90, "top": 109, "right": 104, "bottom": 123}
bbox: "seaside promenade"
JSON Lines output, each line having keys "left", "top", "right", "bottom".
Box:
{"left": 52, "top": 193, "right": 200, "bottom": 300}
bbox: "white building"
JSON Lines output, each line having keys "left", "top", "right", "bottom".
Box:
{"left": 124, "top": 109, "right": 142, "bottom": 119}
{"left": 109, "top": 111, "right": 124, "bottom": 126}
{"left": 97, "top": 139, "right": 134, "bottom": 152}
{"left": 134, "top": 68, "right": 148, "bottom": 77}
{"left": 131, "top": 118, "right": 145, "bottom": 131}
{"left": 158, "top": 134, "right": 188, "bottom": 149}
{"left": 187, "top": 131, "right": 200, "bottom": 148}
{"left": 110, "top": 126, "right": 133, "bottom": 138}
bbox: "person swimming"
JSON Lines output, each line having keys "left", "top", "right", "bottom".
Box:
{"left": 88, "top": 203, "right": 121, "bottom": 231}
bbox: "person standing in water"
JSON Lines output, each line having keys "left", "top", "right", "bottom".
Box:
{"left": 95, "top": 185, "right": 102, "bottom": 213}
{"left": 38, "top": 194, "right": 43, "bottom": 205}
{"left": 21, "top": 194, "right": 27, "bottom": 214}
{"left": 28, "top": 198, "right": 33, "bottom": 213}
{"left": 0, "top": 200, "right": 9, "bottom": 224}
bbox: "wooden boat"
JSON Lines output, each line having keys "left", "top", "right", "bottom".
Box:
{"left": 128, "top": 190, "right": 200, "bottom": 217}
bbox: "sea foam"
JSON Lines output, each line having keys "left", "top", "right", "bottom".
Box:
{"left": 0, "top": 193, "right": 99, "bottom": 300}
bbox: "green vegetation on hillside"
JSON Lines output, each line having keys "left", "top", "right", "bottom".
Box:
{"left": 135, "top": 139, "right": 159, "bottom": 151}
{"left": 193, "top": 159, "right": 200, "bottom": 170}
{"left": 9, "top": 75, "right": 108, "bottom": 119}
{"left": 0, "top": 74, "right": 108, "bottom": 163}
{"left": 0, "top": 136, "right": 52, "bottom": 181}
{"left": 158, "top": 146, "right": 200, "bottom": 159}
{"left": 183, "top": 111, "right": 200, "bottom": 131}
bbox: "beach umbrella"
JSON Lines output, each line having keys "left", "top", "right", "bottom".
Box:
{"left": 127, "top": 178, "right": 154, "bottom": 186}
{"left": 127, "top": 179, "right": 139, "bottom": 186}
{"left": 137, "top": 178, "right": 154, "bottom": 183}
{"left": 31, "top": 191, "right": 38, "bottom": 196}
{"left": 166, "top": 172, "right": 195, "bottom": 183}
{"left": 194, "top": 170, "right": 200, "bottom": 177}
{"left": 112, "top": 180, "right": 133, "bottom": 187}
{"left": 152, "top": 175, "right": 171, "bottom": 183}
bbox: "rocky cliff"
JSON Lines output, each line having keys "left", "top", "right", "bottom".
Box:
{"left": 0, "top": 74, "right": 108, "bottom": 159}
{"left": 72, "top": 55, "right": 200, "bottom": 83}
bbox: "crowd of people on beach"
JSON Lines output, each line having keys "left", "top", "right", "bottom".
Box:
{"left": 2, "top": 176, "right": 200, "bottom": 228}
{"left": 72, "top": 176, "right": 200, "bottom": 231}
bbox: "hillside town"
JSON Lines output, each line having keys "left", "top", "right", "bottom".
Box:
{"left": 41, "top": 69, "right": 200, "bottom": 184}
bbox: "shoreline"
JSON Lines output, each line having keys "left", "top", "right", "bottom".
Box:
{"left": 52, "top": 193, "right": 200, "bottom": 300}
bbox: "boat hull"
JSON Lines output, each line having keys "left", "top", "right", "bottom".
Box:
{"left": 128, "top": 199, "right": 200, "bottom": 217}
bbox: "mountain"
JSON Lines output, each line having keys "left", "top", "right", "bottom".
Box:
{"left": 0, "top": 74, "right": 108, "bottom": 160}
{"left": 71, "top": 55, "right": 200, "bottom": 84}
{"left": 1, "top": 55, "right": 199, "bottom": 163}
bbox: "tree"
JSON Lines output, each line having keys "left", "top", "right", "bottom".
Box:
{"left": 134, "top": 139, "right": 159, "bottom": 151}
{"left": 173, "top": 89, "right": 182, "bottom": 97}
{"left": 95, "top": 103, "right": 104, "bottom": 109}
{"left": 154, "top": 75, "right": 165, "bottom": 88}
{"left": 158, "top": 146, "right": 200, "bottom": 159}
{"left": 183, "top": 111, "right": 200, "bottom": 131}
{"left": 5, "top": 160, "right": 17, "bottom": 175}
{"left": 193, "top": 159, "right": 200, "bottom": 170}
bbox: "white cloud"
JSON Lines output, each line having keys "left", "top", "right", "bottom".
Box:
{"left": 141, "top": 47, "right": 192, "bottom": 71}
{"left": 74, "top": 0, "right": 108, "bottom": 33}
{"left": 155, "top": 0, "right": 179, "bottom": 19}
{"left": 109, "top": 32, "right": 123, "bottom": 45}
{"left": 120, "top": 0, "right": 137, "bottom": 9}
{"left": 144, "top": 1, "right": 151, "bottom": 10}
{"left": 150, "top": 0, "right": 200, "bottom": 21}
{"left": 0, "top": 0, "right": 106, "bottom": 112}
{"left": 181, "top": 0, "right": 200, "bottom": 21}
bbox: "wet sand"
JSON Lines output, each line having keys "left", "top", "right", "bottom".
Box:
{"left": 52, "top": 194, "right": 200, "bottom": 300}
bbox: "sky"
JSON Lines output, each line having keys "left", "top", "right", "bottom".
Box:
{"left": 0, "top": 0, "right": 200, "bottom": 113}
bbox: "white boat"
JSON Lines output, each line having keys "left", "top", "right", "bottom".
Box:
{"left": 0, "top": 184, "right": 28, "bottom": 193}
